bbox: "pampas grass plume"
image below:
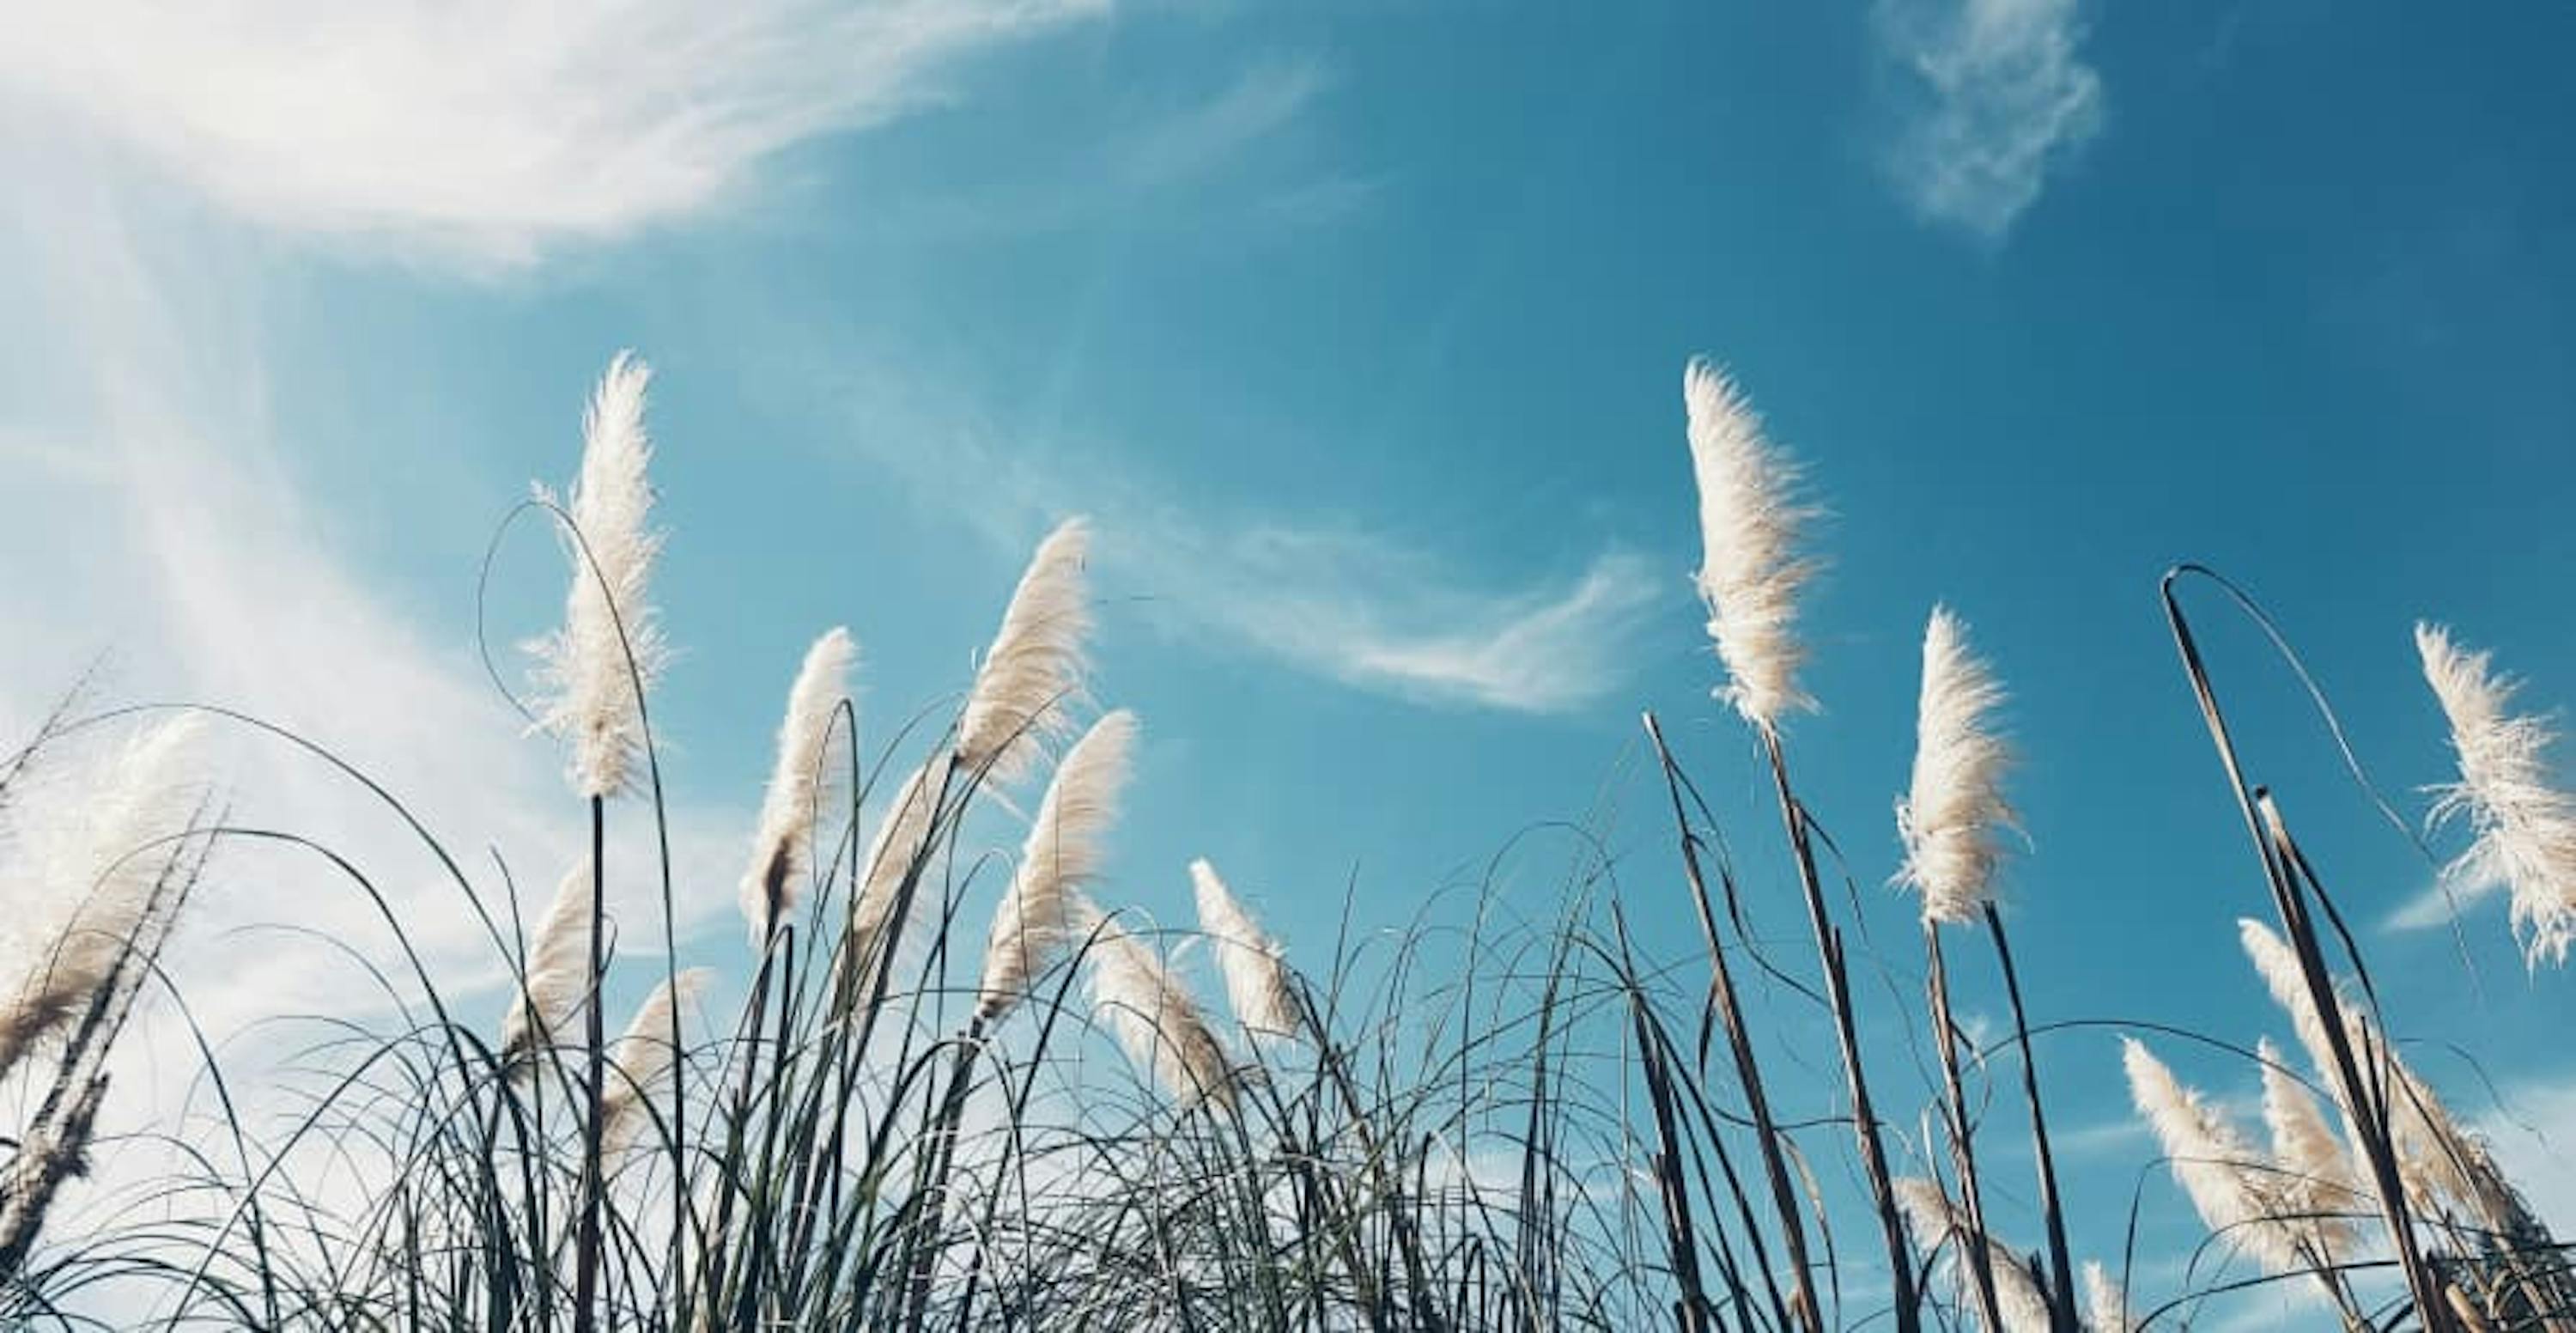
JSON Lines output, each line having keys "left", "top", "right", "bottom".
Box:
{"left": 958, "top": 519, "right": 1091, "bottom": 787}
{"left": 1897, "top": 606, "right": 2015, "bottom": 925}
{"left": 603, "top": 967, "right": 712, "bottom": 1158}
{"left": 2081, "top": 1262, "right": 2132, "bottom": 1333}
{"left": 1190, "top": 858, "right": 1300, "bottom": 1039}
{"left": 1683, "top": 357, "right": 1816, "bottom": 729}
{"left": 1083, "top": 907, "right": 1234, "bottom": 1110}
{"left": 975, "top": 709, "right": 1136, "bottom": 1022}
{"left": 533, "top": 351, "right": 664, "bottom": 800}
{"left": 2122, "top": 1037, "right": 2300, "bottom": 1275}
{"left": 2415, "top": 623, "right": 2576, "bottom": 965}
{"left": 501, "top": 867, "right": 593, "bottom": 1062}
{"left": 1891, "top": 1177, "right": 2051, "bottom": 1333}
{"left": 738, "top": 627, "right": 856, "bottom": 943}
{"left": 0, "top": 717, "right": 206, "bottom": 1082}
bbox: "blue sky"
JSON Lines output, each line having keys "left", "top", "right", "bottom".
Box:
{"left": 4, "top": 1, "right": 2575, "bottom": 1324}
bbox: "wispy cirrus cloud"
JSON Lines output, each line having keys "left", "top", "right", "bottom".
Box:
{"left": 0, "top": 0, "right": 1105, "bottom": 268}
{"left": 803, "top": 364, "right": 1664, "bottom": 714}
{"left": 1872, "top": 0, "right": 2105, "bottom": 242}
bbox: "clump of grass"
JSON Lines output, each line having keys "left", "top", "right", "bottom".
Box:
{"left": 2, "top": 352, "right": 2572, "bottom": 1333}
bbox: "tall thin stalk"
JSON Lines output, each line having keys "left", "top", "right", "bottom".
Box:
{"left": 1762, "top": 727, "right": 1920, "bottom": 1333}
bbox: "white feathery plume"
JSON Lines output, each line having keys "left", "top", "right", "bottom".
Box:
{"left": 2081, "top": 1261, "right": 2133, "bottom": 1333}
{"left": 1891, "top": 1177, "right": 2053, "bottom": 1333}
{"left": 975, "top": 710, "right": 1137, "bottom": 1023}
{"left": 0, "top": 717, "right": 206, "bottom": 1082}
{"left": 2415, "top": 624, "right": 2576, "bottom": 966}
{"left": 1896, "top": 606, "right": 2016, "bottom": 925}
{"left": 532, "top": 350, "right": 664, "bottom": 800}
{"left": 2121, "top": 1038, "right": 2303, "bottom": 1275}
{"left": 2257, "top": 1037, "right": 2362, "bottom": 1258}
{"left": 848, "top": 758, "right": 942, "bottom": 962}
{"left": 1683, "top": 357, "right": 1818, "bottom": 730}
{"left": 1081, "top": 906, "right": 1235, "bottom": 1111}
{"left": 738, "top": 628, "right": 857, "bottom": 944}
{"left": 2236, "top": 919, "right": 2505, "bottom": 1223}
{"left": 501, "top": 867, "right": 595, "bottom": 1062}
{"left": 603, "top": 968, "right": 712, "bottom": 1160}
{"left": 957, "top": 518, "right": 1092, "bottom": 788}
{"left": 1190, "top": 859, "right": 1301, "bottom": 1039}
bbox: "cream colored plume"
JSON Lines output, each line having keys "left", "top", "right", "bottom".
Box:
{"left": 2236, "top": 918, "right": 2508, "bottom": 1225}
{"left": 1683, "top": 357, "right": 1817, "bottom": 729}
{"left": 2121, "top": 1038, "right": 2301, "bottom": 1275}
{"left": 501, "top": 867, "right": 593, "bottom": 1062}
{"left": 1897, "top": 606, "right": 2015, "bottom": 925}
{"left": 533, "top": 350, "right": 664, "bottom": 800}
{"left": 975, "top": 710, "right": 1137, "bottom": 1023}
{"left": 2257, "top": 1037, "right": 2361, "bottom": 1259}
{"left": 1891, "top": 1177, "right": 2053, "bottom": 1333}
{"left": 738, "top": 627, "right": 857, "bottom": 944}
{"left": 848, "top": 758, "right": 942, "bottom": 964}
{"left": 2081, "top": 1261, "right": 2132, "bottom": 1333}
{"left": 958, "top": 518, "right": 1092, "bottom": 788}
{"left": 603, "top": 968, "right": 712, "bottom": 1160}
{"left": 1190, "top": 859, "right": 1301, "bottom": 1038}
{"left": 2415, "top": 624, "right": 2576, "bottom": 965}
{"left": 1082, "top": 907, "right": 1234, "bottom": 1111}
{"left": 0, "top": 718, "right": 206, "bottom": 1082}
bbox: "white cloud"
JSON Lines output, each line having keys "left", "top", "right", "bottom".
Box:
{"left": 1874, "top": 0, "right": 2105, "bottom": 241}
{"left": 0, "top": 148, "right": 749, "bottom": 1157}
{"left": 0, "top": 0, "right": 1104, "bottom": 268}
{"left": 805, "top": 368, "right": 1664, "bottom": 714}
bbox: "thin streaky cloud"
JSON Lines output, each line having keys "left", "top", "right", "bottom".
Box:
{"left": 805, "top": 366, "right": 1662, "bottom": 714}
{"left": 1873, "top": 0, "right": 2105, "bottom": 242}
{"left": 0, "top": 0, "right": 1107, "bottom": 269}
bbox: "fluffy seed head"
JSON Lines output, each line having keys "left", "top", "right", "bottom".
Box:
{"left": 958, "top": 518, "right": 1092, "bottom": 787}
{"left": 2257, "top": 1037, "right": 2362, "bottom": 1259}
{"left": 975, "top": 710, "right": 1137, "bottom": 1022}
{"left": 2081, "top": 1262, "right": 2132, "bottom": 1333}
{"left": 739, "top": 627, "right": 857, "bottom": 944}
{"left": 0, "top": 717, "right": 207, "bottom": 1083}
{"left": 1083, "top": 908, "right": 1235, "bottom": 1111}
{"left": 1891, "top": 1177, "right": 2053, "bottom": 1333}
{"left": 1683, "top": 357, "right": 1818, "bottom": 729}
{"left": 501, "top": 867, "right": 594, "bottom": 1062}
{"left": 2122, "top": 1038, "right": 2301, "bottom": 1275}
{"left": 603, "top": 967, "right": 712, "bottom": 1160}
{"left": 533, "top": 351, "right": 665, "bottom": 800}
{"left": 1190, "top": 859, "right": 1301, "bottom": 1039}
{"left": 1896, "top": 606, "right": 2015, "bottom": 925}
{"left": 2415, "top": 623, "right": 2576, "bottom": 966}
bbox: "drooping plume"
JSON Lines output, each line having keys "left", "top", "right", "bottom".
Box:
{"left": 2121, "top": 1038, "right": 2302, "bottom": 1275}
{"left": 738, "top": 628, "right": 857, "bottom": 944}
{"left": 501, "top": 867, "right": 595, "bottom": 1062}
{"left": 1896, "top": 606, "right": 2016, "bottom": 925}
{"left": 1682, "top": 357, "right": 1818, "bottom": 729}
{"left": 958, "top": 518, "right": 1092, "bottom": 788}
{"left": 975, "top": 710, "right": 1137, "bottom": 1023}
{"left": 0, "top": 718, "right": 207, "bottom": 1084}
{"left": 1891, "top": 1177, "right": 2053, "bottom": 1333}
{"left": 1190, "top": 859, "right": 1301, "bottom": 1038}
{"left": 532, "top": 351, "right": 665, "bottom": 800}
{"left": 603, "top": 968, "right": 712, "bottom": 1159}
{"left": 2081, "top": 1262, "right": 2133, "bottom": 1333}
{"left": 2415, "top": 623, "right": 2576, "bottom": 965}
{"left": 1082, "top": 906, "right": 1235, "bottom": 1110}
